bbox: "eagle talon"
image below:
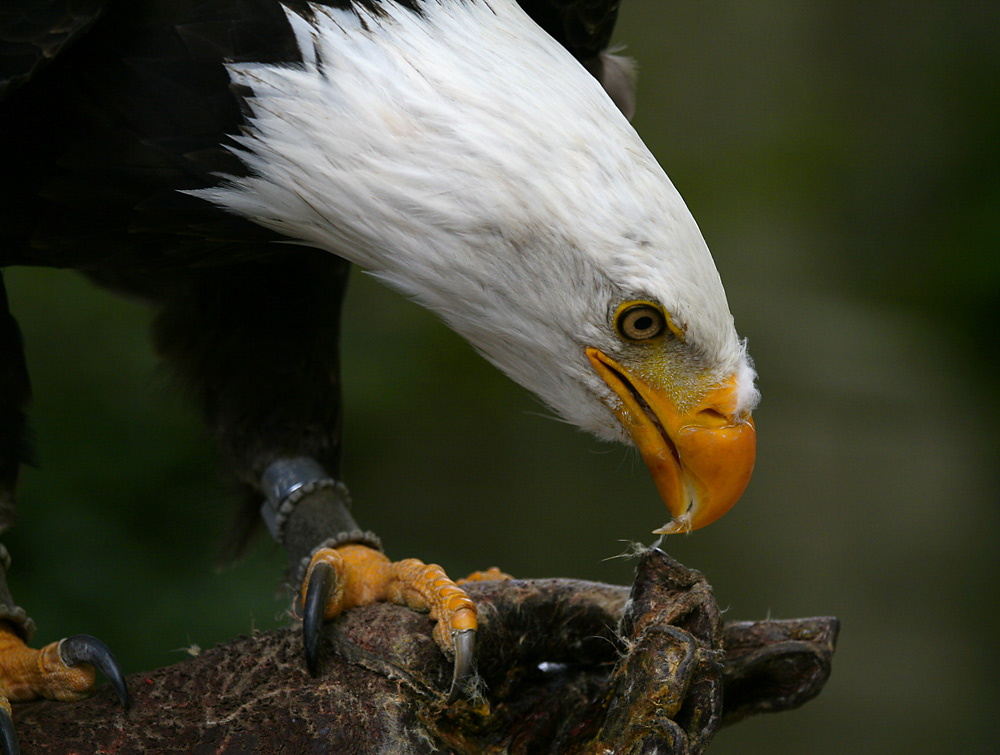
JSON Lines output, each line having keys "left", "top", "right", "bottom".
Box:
{"left": 446, "top": 628, "right": 476, "bottom": 704}
{"left": 302, "top": 560, "right": 336, "bottom": 677}
{"left": 59, "top": 635, "right": 130, "bottom": 710}
{"left": 0, "top": 705, "right": 17, "bottom": 755}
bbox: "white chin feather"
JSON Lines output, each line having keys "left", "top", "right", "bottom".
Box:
{"left": 734, "top": 341, "right": 761, "bottom": 417}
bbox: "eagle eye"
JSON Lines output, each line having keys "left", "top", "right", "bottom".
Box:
{"left": 615, "top": 302, "right": 669, "bottom": 342}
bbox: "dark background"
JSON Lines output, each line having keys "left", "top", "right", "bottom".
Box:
{"left": 5, "top": 1, "right": 998, "bottom": 751}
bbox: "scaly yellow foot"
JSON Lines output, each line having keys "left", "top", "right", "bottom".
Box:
{"left": 0, "top": 622, "right": 94, "bottom": 703}
{"left": 0, "top": 621, "right": 129, "bottom": 755}
{"left": 458, "top": 567, "right": 511, "bottom": 584}
{"left": 300, "top": 545, "right": 510, "bottom": 700}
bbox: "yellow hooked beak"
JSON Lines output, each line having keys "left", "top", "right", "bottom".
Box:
{"left": 586, "top": 347, "right": 756, "bottom": 533}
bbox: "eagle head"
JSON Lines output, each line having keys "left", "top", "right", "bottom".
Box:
{"left": 197, "top": 0, "right": 759, "bottom": 533}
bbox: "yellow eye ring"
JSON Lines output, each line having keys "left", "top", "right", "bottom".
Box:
{"left": 614, "top": 301, "right": 684, "bottom": 343}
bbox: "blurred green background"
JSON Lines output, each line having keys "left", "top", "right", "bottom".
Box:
{"left": 4, "top": 1, "right": 999, "bottom": 752}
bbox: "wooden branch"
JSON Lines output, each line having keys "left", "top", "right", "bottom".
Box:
{"left": 12, "top": 549, "right": 838, "bottom": 754}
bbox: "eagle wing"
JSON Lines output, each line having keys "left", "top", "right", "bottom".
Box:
{"left": 0, "top": 0, "right": 110, "bottom": 101}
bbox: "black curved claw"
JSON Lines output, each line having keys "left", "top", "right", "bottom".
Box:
{"left": 59, "top": 634, "right": 130, "bottom": 710}
{"left": 446, "top": 628, "right": 476, "bottom": 704}
{"left": 0, "top": 707, "right": 18, "bottom": 755}
{"left": 302, "top": 560, "right": 336, "bottom": 678}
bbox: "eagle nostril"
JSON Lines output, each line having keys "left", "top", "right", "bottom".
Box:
{"left": 697, "top": 407, "right": 729, "bottom": 426}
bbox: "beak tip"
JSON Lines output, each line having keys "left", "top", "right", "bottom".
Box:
{"left": 652, "top": 514, "right": 694, "bottom": 536}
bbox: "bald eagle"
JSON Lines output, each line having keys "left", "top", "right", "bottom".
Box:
{"left": 0, "top": 0, "right": 757, "bottom": 747}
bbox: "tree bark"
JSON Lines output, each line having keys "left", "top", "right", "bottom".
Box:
{"left": 12, "top": 548, "right": 838, "bottom": 754}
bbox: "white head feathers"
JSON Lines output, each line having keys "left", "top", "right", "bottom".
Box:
{"left": 194, "top": 0, "right": 758, "bottom": 441}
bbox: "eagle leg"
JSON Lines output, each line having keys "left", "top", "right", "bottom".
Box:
{"left": 0, "top": 276, "right": 126, "bottom": 753}
{"left": 300, "top": 544, "right": 481, "bottom": 699}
